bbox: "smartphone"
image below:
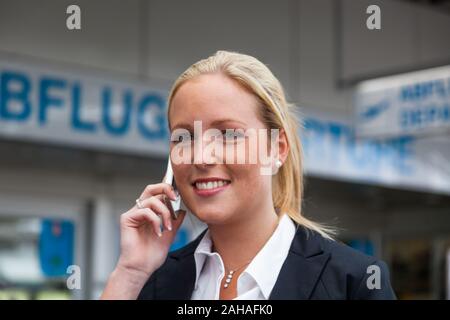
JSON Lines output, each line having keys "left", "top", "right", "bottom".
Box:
{"left": 163, "top": 158, "right": 187, "bottom": 220}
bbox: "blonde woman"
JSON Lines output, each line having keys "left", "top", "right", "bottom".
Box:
{"left": 101, "top": 51, "right": 396, "bottom": 300}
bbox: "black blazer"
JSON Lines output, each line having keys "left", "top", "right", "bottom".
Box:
{"left": 138, "top": 225, "right": 396, "bottom": 300}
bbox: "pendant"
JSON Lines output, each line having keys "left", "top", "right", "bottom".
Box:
{"left": 223, "top": 270, "right": 234, "bottom": 289}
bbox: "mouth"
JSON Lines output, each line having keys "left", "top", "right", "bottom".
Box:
{"left": 191, "top": 177, "right": 231, "bottom": 197}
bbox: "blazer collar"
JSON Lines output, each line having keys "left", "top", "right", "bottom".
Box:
{"left": 268, "top": 225, "right": 331, "bottom": 299}
{"left": 156, "top": 225, "right": 330, "bottom": 300}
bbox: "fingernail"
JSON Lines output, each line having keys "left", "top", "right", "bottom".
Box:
{"left": 168, "top": 224, "right": 172, "bottom": 231}
{"left": 158, "top": 231, "right": 162, "bottom": 237}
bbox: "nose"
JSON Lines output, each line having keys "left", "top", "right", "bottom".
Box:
{"left": 192, "top": 132, "right": 221, "bottom": 169}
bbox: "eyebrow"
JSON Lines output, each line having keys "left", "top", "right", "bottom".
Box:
{"left": 172, "top": 119, "right": 247, "bottom": 130}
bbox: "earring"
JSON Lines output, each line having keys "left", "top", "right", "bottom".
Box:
{"left": 275, "top": 159, "right": 282, "bottom": 168}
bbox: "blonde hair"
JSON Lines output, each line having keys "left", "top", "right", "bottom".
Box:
{"left": 167, "top": 50, "right": 335, "bottom": 240}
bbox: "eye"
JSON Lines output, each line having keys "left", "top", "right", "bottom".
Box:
{"left": 171, "top": 131, "right": 193, "bottom": 144}
{"left": 222, "top": 129, "right": 245, "bottom": 142}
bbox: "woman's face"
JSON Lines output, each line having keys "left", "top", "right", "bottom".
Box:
{"left": 169, "top": 73, "right": 284, "bottom": 225}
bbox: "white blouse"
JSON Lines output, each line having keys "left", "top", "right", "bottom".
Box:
{"left": 190, "top": 214, "right": 296, "bottom": 300}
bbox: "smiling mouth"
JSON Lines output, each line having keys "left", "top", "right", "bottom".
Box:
{"left": 193, "top": 180, "right": 231, "bottom": 190}
{"left": 191, "top": 179, "right": 231, "bottom": 196}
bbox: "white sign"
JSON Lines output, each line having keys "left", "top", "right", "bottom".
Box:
{"left": 355, "top": 65, "right": 450, "bottom": 138}
{"left": 302, "top": 111, "right": 450, "bottom": 195}
{"left": 0, "top": 58, "right": 169, "bottom": 156}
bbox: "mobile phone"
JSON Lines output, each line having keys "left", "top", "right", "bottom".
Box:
{"left": 163, "top": 158, "right": 187, "bottom": 219}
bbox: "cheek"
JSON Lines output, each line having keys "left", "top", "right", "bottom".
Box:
{"left": 230, "top": 163, "right": 270, "bottom": 194}
{"left": 173, "top": 164, "right": 190, "bottom": 188}
{"left": 223, "top": 133, "right": 270, "bottom": 166}
{"left": 225, "top": 133, "right": 273, "bottom": 188}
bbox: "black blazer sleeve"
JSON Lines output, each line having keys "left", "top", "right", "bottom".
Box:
{"left": 350, "top": 260, "right": 396, "bottom": 300}
{"left": 316, "top": 238, "right": 397, "bottom": 300}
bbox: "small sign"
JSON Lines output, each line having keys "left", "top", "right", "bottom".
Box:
{"left": 39, "top": 219, "right": 74, "bottom": 277}
{"left": 355, "top": 65, "right": 450, "bottom": 138}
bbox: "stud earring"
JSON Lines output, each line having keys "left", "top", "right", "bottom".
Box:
{"left": 275, "top": 159, "right": 282, "bottom": 168}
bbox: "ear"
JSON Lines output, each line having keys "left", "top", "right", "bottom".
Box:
{"left": 273, "top": 128, "right": 289, "bottom": 166}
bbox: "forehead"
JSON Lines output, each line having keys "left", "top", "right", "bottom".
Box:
{"left": 169, "top": 73, "right": 263, "bottom": 129}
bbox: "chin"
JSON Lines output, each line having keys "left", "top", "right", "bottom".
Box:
{"left": 192, "top": 208, "right": 234, "bottom": 225}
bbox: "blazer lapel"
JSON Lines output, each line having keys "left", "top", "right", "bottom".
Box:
{"left": 155, "top": 254, "right": 196, "bottom": 299}
{"left": 269, "top": 226, "right": 331, "bottom": 300}
{"left": 154, "top": 229, "right": 207, "bottom": 300}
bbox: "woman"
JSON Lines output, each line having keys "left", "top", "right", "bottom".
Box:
{"left": 101, "top": 51, "right": 396, "bottom": 300}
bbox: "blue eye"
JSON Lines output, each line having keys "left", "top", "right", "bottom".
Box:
{"left": 222, "top": 130, "right": 245, "bottom": 141}
{"left": 171, "top": 131, "right": 192, "bottom": 144}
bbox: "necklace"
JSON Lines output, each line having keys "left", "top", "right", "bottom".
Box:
{"left": 222, "top": 259, "right": 252, "bottom": 289}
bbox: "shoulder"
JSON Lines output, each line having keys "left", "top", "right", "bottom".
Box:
{"left": 300, "top": 227, "right": 396, "bottom": 299}
{"left": 322, "top": 233, "right": 378, "bottom": 273}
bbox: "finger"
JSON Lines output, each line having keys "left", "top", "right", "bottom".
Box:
{"left": 140, "top": 196, "right": 173, "bottom": 231}
{"left": 160, "top": 210, "right": 187, "bottom": 242}
{"left": 139, "top": 183, "right": 177, "bottom": 202}
{"left": 127, "top": 208, "right": 163, "bottom": 237}
{"left": 163, "top": 195, "right": 178, "bottom": 221}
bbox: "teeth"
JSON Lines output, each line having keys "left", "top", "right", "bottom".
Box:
{"left": 195, "top": 180, "right": 229, "bottom": 190}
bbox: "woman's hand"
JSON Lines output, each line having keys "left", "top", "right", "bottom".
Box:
{"left": 101, "top": 183, "right": 186, "bottom": 299}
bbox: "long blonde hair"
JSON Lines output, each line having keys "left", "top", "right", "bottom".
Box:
{"left": 167, "top": 50, "right": 335, "bottom": 240}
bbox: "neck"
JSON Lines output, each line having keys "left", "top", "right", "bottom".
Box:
{"left": 208, "top": 202, "right": 280, "bottom": 270}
